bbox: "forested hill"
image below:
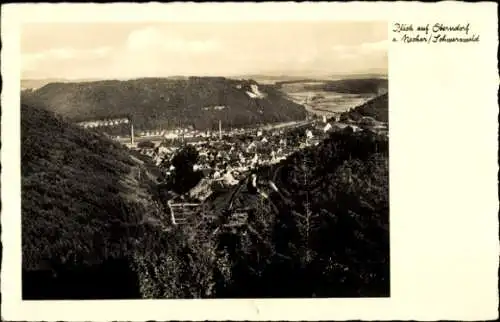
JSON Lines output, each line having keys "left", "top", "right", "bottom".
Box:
{"left": 23, "top": 77, "right": 307, "bottom": 133}
{"left": 339, "top": 93, "right": 389, "bottom": 123}
{"left": 140, "top": 127, "right": 390, "bottom": 298}
{"left": 21, "top": 101, "right": 170, "bottom": 299}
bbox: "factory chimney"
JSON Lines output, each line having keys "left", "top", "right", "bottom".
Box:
{"left": 130, "top": 122, "right": 135, "bottom": 146}
{"left": 219, "top": 119, "right": 222, "bottom": 140}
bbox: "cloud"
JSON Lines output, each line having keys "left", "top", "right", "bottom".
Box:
{"left": 330, "top": 39, "right": 387, "bottom": 61}
{"left": 22, "top": 46, "right": 113, "bottom": 70}
{"left": 90, "top": 47, "right": 113, "bottom": 56}
{"left": 125, "top": 27, "right": 221, "bottom": 54}
{"left": 126, "top": 27, "right": 162, "bottom": 51}
{"left": 22, "top": 46, "right": 114, "bottom": 79}
{"left": 21, "top": 23, "right": 387, "bottom": 79}
{"left": 330, "top": 44, "right": 351, "bottom": 53}
{"left": 359, "top": 40, "right": 388, "bottom": 52}
{"left": 102, "top": 26, "right": 225, "bottom": 78}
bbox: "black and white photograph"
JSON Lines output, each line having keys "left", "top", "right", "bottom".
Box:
{"left": 2, "top": 2, "right": 498, "bottom": 321}
{"left": 20, "top": 20, "right": 389, "bottom": 300}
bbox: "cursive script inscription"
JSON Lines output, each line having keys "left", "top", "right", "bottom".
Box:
{"left": 393, "top": 23, "right": 414, "bottom": 33}
{"left": 392, "top": 22, "right": 480, "bottom": 44}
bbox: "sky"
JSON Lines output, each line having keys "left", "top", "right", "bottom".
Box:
{"left": 21, "top": 22, "right": 388, "bottom": 80}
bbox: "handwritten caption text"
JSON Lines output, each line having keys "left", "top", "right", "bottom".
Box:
{"left": 392, "top": 23, "right": 480, "bottom": 44}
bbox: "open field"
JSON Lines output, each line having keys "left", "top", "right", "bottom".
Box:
{"left": 281, "top": 82, "right": 377, "bottom": 117}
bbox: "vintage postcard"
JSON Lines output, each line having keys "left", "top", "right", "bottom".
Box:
{"left": 1, "top": 2, "right": 498, "bottom": 321}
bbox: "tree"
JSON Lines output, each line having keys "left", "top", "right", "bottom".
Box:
{"left": 137, "top": 140, "right": 155, "bottom": 149}
{"left": 171, "top": 145, "right": 203, "bottom": 195}
{"left": 171, "top": 145, "right": 198, "bottom": 173}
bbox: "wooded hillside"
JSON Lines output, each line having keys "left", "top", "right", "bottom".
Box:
{"left": 21, "top": 101, "right": 168, "bottom": 299}
{"left": 23, "top": 77, "right": 307, "bottom": 134}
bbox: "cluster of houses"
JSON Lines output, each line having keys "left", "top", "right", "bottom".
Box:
{"left": 126, "top": 110, "right": 388, "bottom": 204}
{"left": 136, "top": 117, "right": 369, "bottom": 191}
{"left": 134, "top": 126, "right": 253, "bottom": 141}
{"left": 77, "top": 118, "right": 129, "bottom": 129}
{"left": 149, "top": 130, "right": 299, "bottom": 185}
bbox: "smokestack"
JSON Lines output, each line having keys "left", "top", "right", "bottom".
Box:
{"left": 130, "top": 122, "right": 134, "bottom": 146}
{"left": 219, "top": 120, "right": 222, "bottom": 140}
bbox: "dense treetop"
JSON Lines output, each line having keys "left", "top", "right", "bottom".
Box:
{"left": 338, "top": 93, "right": 389, "bottom": 123}
{"left": 21, "top": 101, "right": 160, "bottom": 271}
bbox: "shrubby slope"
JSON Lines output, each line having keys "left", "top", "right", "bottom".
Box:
{"left": 21, "top": 101, "right": 171, "bottom": 299}
{"left": 339, "top": 93, "right": 389, "bottom": 123}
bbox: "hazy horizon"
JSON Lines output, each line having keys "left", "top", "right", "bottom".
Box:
{"left": 21, "top": 22, "right": 388, "bottom": 80}
{"left": 21, "top": 71, "right": 389, "bottom": 81}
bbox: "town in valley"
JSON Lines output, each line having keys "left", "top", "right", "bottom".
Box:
{"left": 20, "top": 21, "right": 390, "bottom": 300}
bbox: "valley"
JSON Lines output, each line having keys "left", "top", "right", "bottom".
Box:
{"left": 20, "top": 75, "right": 389, "bottom": 300}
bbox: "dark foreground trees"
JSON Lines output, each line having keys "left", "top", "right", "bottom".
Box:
{"left": 21, "top": 102, "right": 161, "bottom": 299}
